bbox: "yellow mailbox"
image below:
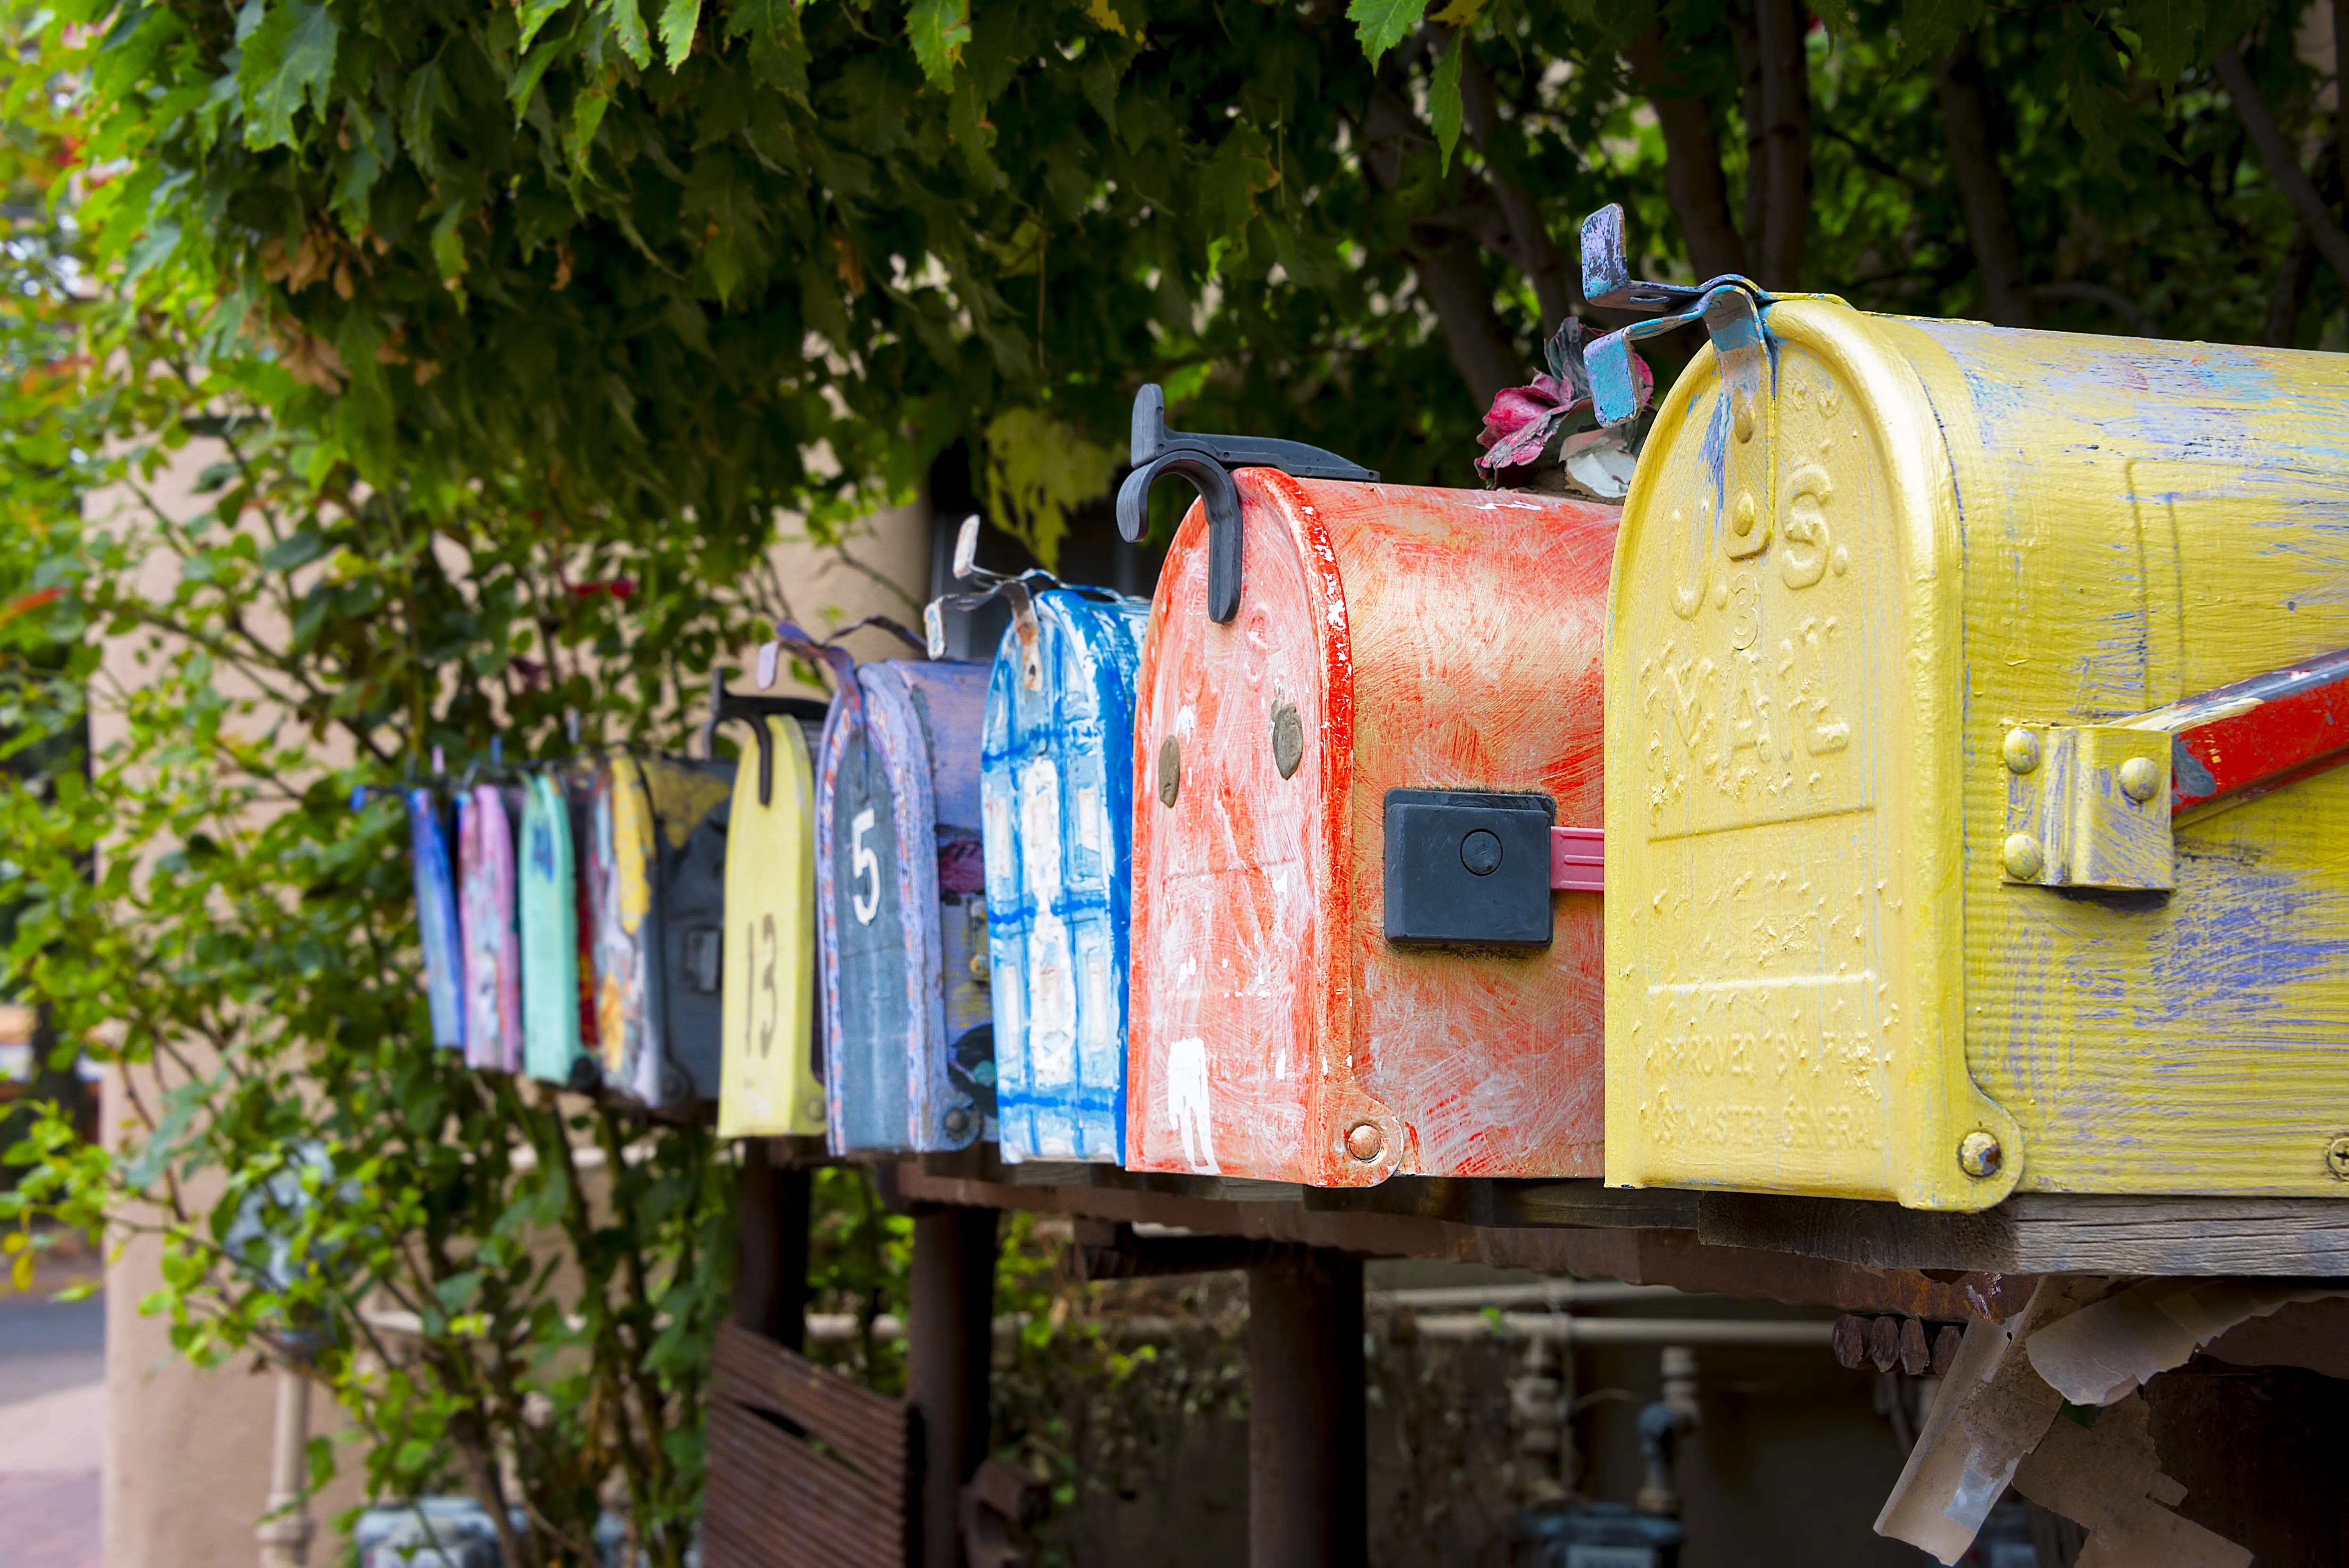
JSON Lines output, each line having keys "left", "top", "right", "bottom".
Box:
{"left": 1586, "top": 207, "right": 2349, "bottom": 1210}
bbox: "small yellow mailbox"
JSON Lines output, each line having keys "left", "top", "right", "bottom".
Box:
{"left": 1587, "top": 207, "right": 2349, "bottom": 1210}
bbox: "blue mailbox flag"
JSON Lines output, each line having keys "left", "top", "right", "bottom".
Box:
{"left": 980, "top": 587, "right": 1150, "bottom": 1162}
{"left": 405, "top": 788, "right": 464, "bottom": 1051}
{"left": 816, "top": 658, "right": 994, "bottom": 1153}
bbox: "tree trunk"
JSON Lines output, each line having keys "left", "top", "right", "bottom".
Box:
{"left": 1623, "top": 20, "right": 1749, "bottom": 280}
{"left": 1411, "top": 228, "right": 1526, "bottom": 409}
{"left": 1751, "top": 0, "right": 1811, "bottom": 288}
{"left": 1936, "top": 32, "right": 2034, "bottom": 328}
{"left": 2266, "top": 221, "right": 2316, "bottom": 346}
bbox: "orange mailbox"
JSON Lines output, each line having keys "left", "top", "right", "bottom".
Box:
{"left": 1121, "top": 388, "right": 1616, "bottom": 1185}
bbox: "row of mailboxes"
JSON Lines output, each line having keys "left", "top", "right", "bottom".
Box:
{"left": 403, "top": 205, "right": 2349, "bottom": 1210}
{"left": 400, "top": 752, "right": 736, "bottom": 1110}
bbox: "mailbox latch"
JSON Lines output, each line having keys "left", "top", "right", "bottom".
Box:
{"left": 1384, "top": 789, "right": 1556, "bottom": 949}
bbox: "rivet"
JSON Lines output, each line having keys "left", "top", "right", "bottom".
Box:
{"left": 1733, "top": 392, "right": 1757, "bottom": 444}
{"left": 2001, "top": 728, "right": 2040, "bottom": 774}
{"left": 2119, "top": 755, "right": 2161, "bottom": 803}
{"left": 1732, "top": 492, "right": 1758, "bottom": 536}
{"left": 2327, "top": 1135, "right": 2349, "bottom": 1179}
{"left": 944, "top": 1107, "right": 973, "bottom": 1138}
{"left": 2002, "top": 833, "right": 2044, "bottom": 881}
{"left": 1271, "top": 701, "right": 1305, "bottom": 780}
{"left": 1158, "top": 735, "right": 1180, "bottom": 807}
{"left": 1345, "top": 1122, "right": 1383, "bottom": 1162}
{"left": 1957, "top": 1130, "right": 2002, "bottom": 1179}
{"left": 1830, "top": 545, "right": 1850, "bottom": 576}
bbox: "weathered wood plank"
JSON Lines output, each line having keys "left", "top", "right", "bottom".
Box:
{"left": 1697, "top": 1192, "right": 2349, "bottom": 1277}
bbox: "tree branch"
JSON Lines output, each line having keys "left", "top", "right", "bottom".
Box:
{"left": 1622, "top": 21, "right": 1749, "bottom": 280}
{"left": 1359, "top": 89, "right": 1524, "bottom": 411}
{"left": 1937, "top": 32, "right": 2033, "bottom": 328}
{"left": 2214, "top": 47, "right": 2349, "bottom": 296}
{"left": 1453, "top": 39, "right": 1579, "bottom": 330}
{"left": 1752, "top": 0, "right": 1811, "bottom": 287}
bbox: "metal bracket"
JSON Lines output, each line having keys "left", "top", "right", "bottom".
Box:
{"left": 1579, "top": 203, "right": 1775, "bottom": 429}
{"left": 1114, "top": 384, "right": 1375, "bottom": 624}
{"left": 1998, "top": 642, "right": 2349, "bottom": 893}
{"left": 1999, "top": 724, "right": 2174, "bottom": 891}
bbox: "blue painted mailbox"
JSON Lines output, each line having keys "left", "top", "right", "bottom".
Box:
{"left": 519, "top": 770, "right": 597, "bottom": 1089}
{"left": 939, "top": 523, "right": 1150, "bottom": 1162}
{"left": 798, "top": 621, "right": 995, "bottom": 1153}
{"left": 405, "top": 787, "right": 464, "bottom": 1051}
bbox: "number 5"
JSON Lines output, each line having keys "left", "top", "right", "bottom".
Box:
{"left": 851, "top": 807, "right": 881, "bottom": 925}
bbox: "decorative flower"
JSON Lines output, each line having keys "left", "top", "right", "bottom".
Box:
{"left": 1475, "top": 319, "right": 1651, "bottom": 494}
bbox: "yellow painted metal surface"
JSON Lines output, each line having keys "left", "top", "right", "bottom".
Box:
{"left": 715, "top": 718, "right": 825, "bottom": 1137}
{"left": 1607, "top": 298, "right": 2349, "bottom": 1209}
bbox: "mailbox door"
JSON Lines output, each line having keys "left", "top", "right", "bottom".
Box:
{"left": 818, "top": 661, "right": 992, "bottom": 1152}
{"left": 590, "top": 755, "right": 663, "bottom": 1102}
{"left": 983, "top": 588, "right": 1150, "bottom": 1162}
{"left": 519, "top": 773, "right": 586, "bottom": 1085}
{"left": 458, "top": 784, "right": 523, "bottom": 1073}
{"left": 1128, "top": 470, "right": 1354, "bottom": 1182}
{"left": 406, "top": 788, "right": 463, "bottom": 1051}
{"left": 1323, "top": 482, "right": 1613, "bottom": 1180}
{"left": 717, "top": 716, "right": 825, "bottom": 1137}
{"left": 647, "top": 758, "right": 736, "bottom": 1106}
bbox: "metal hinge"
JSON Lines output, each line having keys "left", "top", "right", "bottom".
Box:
{"left": 1999, "top": 645, "right": 2349, "bottom": 892}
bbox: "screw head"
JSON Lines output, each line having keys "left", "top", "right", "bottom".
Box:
{"left": 1157, "top": 735, "right": 1180, "bottom": 807}
{"left": 1345, "top": 1122, "right": 1383, "bottom": 1162}
{"left": 2002, "top": 832, "right": 2045, "bottom": 881}
{"left": 1270, "top": 701, "right": 1305, "bottom": 780}
{"left": 1461, "top": 829, "right": 1503, "bottom": 877}
{"left": 2002, "top": 728, "right": 2041, "bottom": 774}
{"left": 1958, "top": 1130, "right": 2003, "bottom": 1179}
{"left": 1732, "top": 491, "right": 1758, "bottom": 536}
{"left": 944, "top": 1107, "right": 973, "bottom": 1138}
{"left": 2327, "top": 1135, "right": 2349, "bottom": 1180}
{"left": 2119, "top": 755, "right": 2162, "bottom": 803}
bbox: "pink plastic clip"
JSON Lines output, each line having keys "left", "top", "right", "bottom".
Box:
{"left": 1551, "top": 826, "right": 1603, "bottom": 893}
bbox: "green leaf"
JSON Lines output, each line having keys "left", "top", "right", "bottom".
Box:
{"left": 1347, "top": 0, "right": 1427, "bottom": 69}
{"left": 604, "top": 0, "right": 653, "bottom": 68}
{"left": 1429, "top": 33, "right": 1464, "bottom": 173}
{"left": 567, "top": 82, "right": 614, "bottom": 172}
{"left": 518, "top": 0, "right": 576, "bottom": 51}
{"left": 908, "top": 0, "right": 971, "bottom": 89}
{"left": 238, "top": 2, "right": 342, "bottom": 151}
{"left": 658, "top": 0, "right": 704, "bottom": 68}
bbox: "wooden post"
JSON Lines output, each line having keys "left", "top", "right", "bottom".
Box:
{"left": 909, "top": 1204, "right": 999, "bottom": 1568}
{"left": 733, "top": 1139, "right": 812, "bottom": 1352}
{"left": 1247, "top": 1247, "right": 1365, "bottom": 1568}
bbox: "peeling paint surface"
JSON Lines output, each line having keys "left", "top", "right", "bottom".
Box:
{"left": 982, "top": 587, "right": 1151, "bottom": 1162}
{"left": 818, "top": 661, "right": 994, "bottom": 1152}
{"left": 717, "top": 716, "right": 827, "bottom": 1138}
{"left": 458, "top": 784, "right": 523, "bottom": 1073}
{"left": 1127, "top": 471, "right": 1616, "bottom": 1185}
{"left": 1608, "top": 298, "right": 2349, "bottom": 1208}
{"left": 406, "top": 788, "right": 463, "bottom": 1051}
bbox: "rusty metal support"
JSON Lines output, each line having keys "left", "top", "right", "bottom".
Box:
{"left": 733, "top": 1140, "right": 813, "bottom": 1352}
{"left": 1247, "top": 1248, "right": 1365, "bottom": 1568}
{"left": 911, "top": 1204, "right": 1000, "bottom": 1568}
